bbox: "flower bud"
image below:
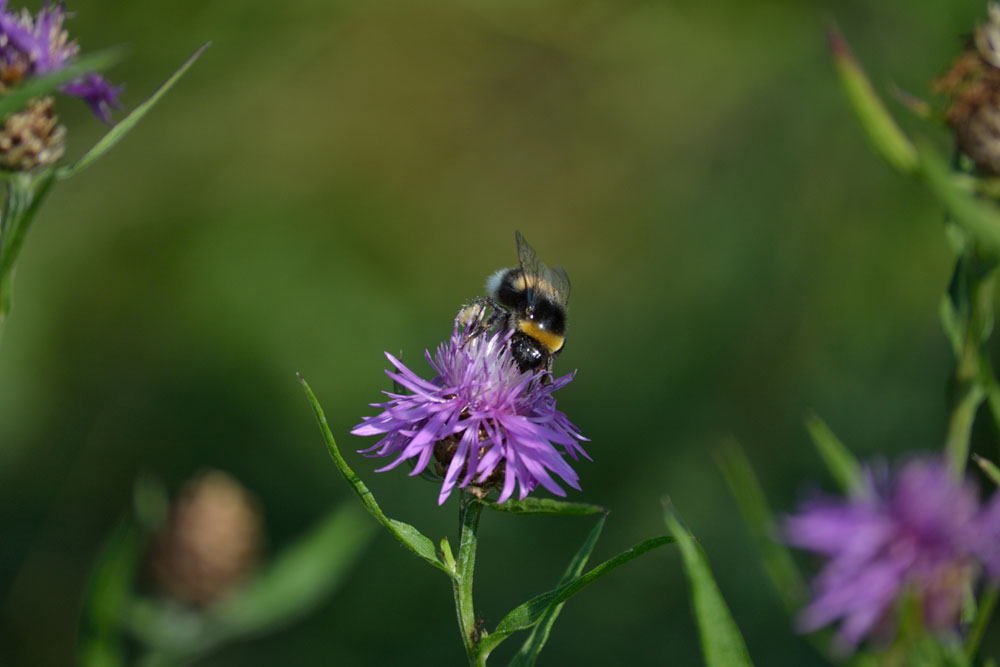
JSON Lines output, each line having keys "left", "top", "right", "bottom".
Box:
{"left": 146, "top": 471, "right": 263, "bottom": 607}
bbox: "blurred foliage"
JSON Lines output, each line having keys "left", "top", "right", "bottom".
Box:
{"left": 0, "top": 0, "right": 998, "bottom": 665}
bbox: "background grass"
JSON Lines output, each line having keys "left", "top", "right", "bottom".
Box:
{"left": 0, "top": 0, "right": 996, "bottom": 664}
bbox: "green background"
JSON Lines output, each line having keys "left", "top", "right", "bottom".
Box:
{"left": 1, "top": 0, "right": 997, "bottom": 664}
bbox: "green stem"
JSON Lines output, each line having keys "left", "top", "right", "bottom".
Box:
{"left": 945, "top": 260, "right": 995, "bottom": 476}
{"left": 452, "top": 492, "right": 485, "bottom": 666}
{"left": 965, "top": 585, "right": 998, "bottom": 660}
{"left": 0, "top": 170, "right": 55, "bottom": 343}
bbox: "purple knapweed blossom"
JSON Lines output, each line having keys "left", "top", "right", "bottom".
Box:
{"left": 784, "top": 458, "right": 1000, "bottom": 652}
{"left": 351, "top": 317, "right": 590, "bottom": 505}
{"left": 0, "top": 1, "right": 121, "bottom": 123}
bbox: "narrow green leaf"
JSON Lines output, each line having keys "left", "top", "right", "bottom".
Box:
{"left": 77, "top": 518, "right": 141, "bottom": 667}
{"left": 827, "top": 24, "right": 917, "bottom": 174}
{"left": 920, "top": 144, "right": 1000, "bottom": 255}
{"left": 973, "top": 454, "right": 1000, "bottom": 486}
{"left": 479, "top": 535, "right": 673, "bottom": 654}
{"left": 941, "top": 294, "right": 965, "bottom": 358}
{"left": 299, "top": 375, "right": 452, "bottom": 576}
{"left": 0, "top": 48, "right": 124, "bottom": 120}
{"left": 804, "top": 413, "right": 866, "bottom": 499}
{"left": 210, "top": 502, "right": 376, "bottom": 639}
{"left": 57, "top": 43, "right": 210, "bottom": 180}
{"left": 508, "top": 514, "right": 607, "bottom": 667}
{"left": 715, "top": 441, "right": 806, "bottom": 611}
{"left": 665, "top": 507, "right": 753, "bottom": 667}
{"left": 483, "top": 497, "right": 605, "bottom": 516}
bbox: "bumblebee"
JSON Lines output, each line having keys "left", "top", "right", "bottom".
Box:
{"left": 479, "top": 231, "right": 571, "bottom": 373}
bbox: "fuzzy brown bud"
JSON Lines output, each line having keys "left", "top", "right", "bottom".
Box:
{"left": 146, "top": 471, "right": 263, "bottom": 607}
{"left": 935, "top": 4, "right": 1000, "bottom": 174}
{"left": 0, "top": 97, "right": 65, "bottom": 171}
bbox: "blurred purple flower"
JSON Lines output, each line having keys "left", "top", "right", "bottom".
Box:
{"left": 351, "top": 317, "right": 590, "bottom": 505}
{"left": 784, "top": 458, "right": 1000, "bottom": 652}
{"left": 0, "top": 1, "right": 122, "bottom": 123}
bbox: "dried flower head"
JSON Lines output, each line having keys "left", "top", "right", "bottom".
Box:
{"left": 0, "top": 95, "right": 63, "bottom": 170}
{"left": 784, "top": 458, "right": 1000, "bottom": 652}
{"left": 934, "top": 3, "right": 1000, "bottom": 174}
{"left": 146, "top": 470, "right": 263, "bottom": 607}
{"left": 352, "top": 316, "right": 590, "bottom": 505}
{"left": 0, "top": 1, "right": 122, "bottom": 123}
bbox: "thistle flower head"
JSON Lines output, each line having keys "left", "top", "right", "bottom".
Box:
{"left": 784, "top": 458, "right": 1000, "bottom": 652}
{"left": 0, "top": 1, "right": 121, "bottom": 123}
{"left": 352, "top": 315, "right": 590, "bottom": 505}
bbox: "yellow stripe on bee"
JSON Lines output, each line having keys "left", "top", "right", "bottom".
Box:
{"left": 518, "top": 320, "right": 564, "bottom": 354}
{"left": 512, "top": 273, "right": 558, "bottom": 298}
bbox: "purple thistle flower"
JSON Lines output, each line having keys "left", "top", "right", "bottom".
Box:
{"left": 0, "top": 1, "right": 122, "bottom": 123}
{"left": 784, "top": 458, "right": 1000, "bottom": 652}
{"left": 351, "top": 317, "right": 590, "bottom": 505}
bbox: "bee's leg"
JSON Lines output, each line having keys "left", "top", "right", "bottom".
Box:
{"left": 457, "top": 297, "right": 496, "bottom": 328}
{"left": 538, "top": 355, "right": 555, "bottom": 385}
{"left": 458, "top": 297, "right": 507, "bottom": 346}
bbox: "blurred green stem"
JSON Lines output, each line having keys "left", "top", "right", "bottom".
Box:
{"left": 945, "top": 255, "right": 996, "bottom": 476}
{"left": 0, "top": 170, "right": 55, "bottom": 343}
{"left": 453, "top": 492, "right": 485, "bottom": 666}
{"left": 966, "top": 585, "right": 998, "bottom": 660}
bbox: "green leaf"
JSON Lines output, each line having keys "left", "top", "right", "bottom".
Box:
{"left": 298, "top": 375, "right": 452, "bottom": 576}
{"left": 0, "top": 48, "right": 124, "bottom": 120}
{"left": 715, "top": 441, "right": 806, "bottom": 611}
{"left": 827, "top": 24, "right": 917, "bottom": 174}
{"left": 919, "top": 144, "right": 1000, "bottom": 255}
{"left": 973, "top": 453, "right": 1000, "bottom": 486}
{"left": 210, "top": 502, "right": 375, "bottom": 638}
{"left": 507, "top": 514, "right": 607, "bottom": 667}
{"left": 483, "top": 497, "right": 605, "bottom": 516}
{"left": 804, "top": 413, "right": 866, "bottom": 499}
{"left": 665, "top": 506, "right": 753, "bottom": 667}
{"left": 479, "top": 534, "right": 673, "bottom": 655}
{"left": 57, "top": 43, "right": 210, "bottom": 180}
{"left": 77, "top": 518, "right": 141, "bottom": 667}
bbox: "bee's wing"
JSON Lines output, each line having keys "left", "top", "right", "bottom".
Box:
{"left": 515, "top": 230, "right": 543, "bottom": 308}
{"left": 547, "top": 265, "right": 571, "bottom": 307}
{"left": 515, "top": 231, "right": 541, "bottom": 281}
{"left": 515, "top": 231, "right": 571, "bottom": 308}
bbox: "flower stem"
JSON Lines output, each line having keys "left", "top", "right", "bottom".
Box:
{"left": 945, "top": 256, "right": 996, "bottom": 476}
{"left": 452, "top": 492, "right": 485, "bottom": 666}
{"left": 965, "top": 584, "right": 998, "bottom": 660}
{"left": 0, "top": 170, "right": 55, "bottom": 344}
